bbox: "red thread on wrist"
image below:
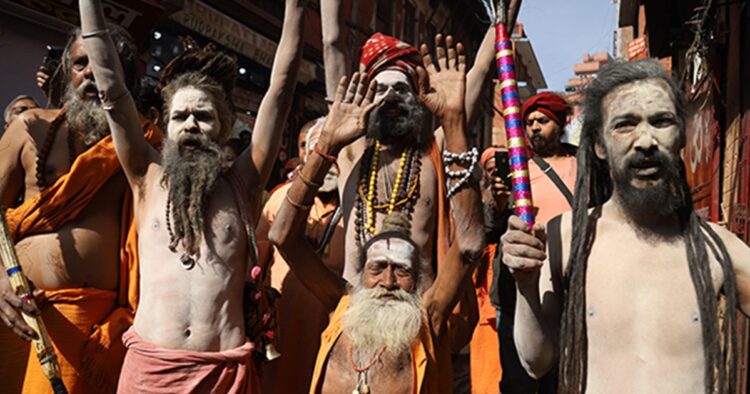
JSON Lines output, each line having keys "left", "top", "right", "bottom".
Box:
{"left": 313, "top": 144, "right": 340, "bottom": 172}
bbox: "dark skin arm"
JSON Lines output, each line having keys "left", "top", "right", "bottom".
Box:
{"left": 0, "top": 112, "right": 42, "bottom": 341}
{"left": 234, "top": 0, "right": 306, "bottom": 207}
{"left": 269, "top": 73, "right": 377, "bottom": 312}
{"left": 417, "top": 35, "right": 484, "bottom": 337}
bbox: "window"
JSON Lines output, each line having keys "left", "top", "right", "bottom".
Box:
{"left": 376, "top": 0, "right": 393, "bottom": 35}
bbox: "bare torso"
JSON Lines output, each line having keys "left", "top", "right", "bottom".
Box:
{"left": 132, "top": 167, "right": 248, "bottom": 352}
{"left": 9, "top": 109, "right": 123, "bottom": 291}
{"left": 558, "top": 205, "right": 725, "bottom": 393}
{"left": 320, "top": 333, "right": 413, "bottom": 394}
{"left": 339, "top": 140, "right": 437, "bottom": 283}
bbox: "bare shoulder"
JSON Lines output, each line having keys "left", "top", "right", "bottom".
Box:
{"left": 3, "top": 108, "right": 60, "bottom": 143}
{"left": 703, "top": 221, "right": 750, "bottom": 262}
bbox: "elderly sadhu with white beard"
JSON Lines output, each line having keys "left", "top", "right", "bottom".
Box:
{"left": 270, "top": 34, "right": 483, "bottom": 394}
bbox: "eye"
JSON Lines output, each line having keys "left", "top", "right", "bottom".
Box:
{"left": 652, "top": 116, "right": 676, "bottom": 128}
{"left": 171, "top": 114, "right": 186, "bottom": 121}
{"left": 376, "top": 84, "right": 387, "bottom": 93}
{"left": 395, "top": 266, "right": 412, "bottom": 277}
{"left": 613, "top": 120, "right": 636, "bottom": 133}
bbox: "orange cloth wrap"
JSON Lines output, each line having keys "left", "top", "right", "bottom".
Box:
{"left": 117, "top": 328, "right": 258, "bottom": 394}
{"left": 309, "top": 294, "right": 450, "bottom": 394}
{"left": 21, "top": 289, "right": 118, "bottom": 394}
{"left": 470, "top": 244, "right": 502, "bottom": 394}
{"left": 0, "top": 119, "right": 161, "bottom": 393}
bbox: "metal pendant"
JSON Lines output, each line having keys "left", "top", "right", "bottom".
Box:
{"left": 360, "top": 383, "right": 370, "bottom": 394}
{"left": 180, "top": 253, "right": 195, "bottom": 270}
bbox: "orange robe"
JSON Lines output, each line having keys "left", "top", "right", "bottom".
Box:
{"left": 427, "top": 140, "right": 478, "bottom": 352}
{"left": 0, "top": 122, "right": 161, "bottom": 393}
{"left": 469, "top": 244, "right": 502, "bottom": 394}
{"left": 256, "top": 183, "right": 345, "bottom": 394}
{"left": 309, "top": 294, "right": 451, "bottom": 394}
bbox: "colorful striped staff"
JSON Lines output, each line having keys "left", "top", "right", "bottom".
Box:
{"left": 494, "top": 23, "right": 535, "bottom": 227}
{"left": 0, "top": 208, "right": 67, "bottom": 394}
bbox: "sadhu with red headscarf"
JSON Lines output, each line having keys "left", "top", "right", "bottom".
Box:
{"left": 272, "top": 30, "right": 483, "bottom": 394}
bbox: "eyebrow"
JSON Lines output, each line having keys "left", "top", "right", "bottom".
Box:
{"left": 171, "top": 109, "right": 215, "bottom": 116}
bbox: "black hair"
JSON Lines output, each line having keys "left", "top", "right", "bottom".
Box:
{"left": 560, "top": 58, "right": 737, "bottom": 393}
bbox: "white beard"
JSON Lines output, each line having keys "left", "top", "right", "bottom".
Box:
{"left": 342, "top": 285, "right": 423, "bottom": 359}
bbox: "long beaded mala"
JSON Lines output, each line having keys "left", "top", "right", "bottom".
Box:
{"left": 35, "top": 109, "right": 76, "bottom": 190}
{"left": 354, "top": 141, "right": 421, "bottom": 244}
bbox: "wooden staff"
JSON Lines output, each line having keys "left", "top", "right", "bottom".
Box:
{"left": 0, "top": 208, "right": 67, "bottom": 394}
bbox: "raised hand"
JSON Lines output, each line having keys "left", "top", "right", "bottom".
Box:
{"left": 319, "top": 72, "right": 377, "bottom": 152}
{"left": 417, "top": 34, "right": 467, "bottom": 120}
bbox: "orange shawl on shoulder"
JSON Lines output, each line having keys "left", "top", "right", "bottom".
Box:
{"left": 5, "top": 121, "right": 162, "bottom": 390}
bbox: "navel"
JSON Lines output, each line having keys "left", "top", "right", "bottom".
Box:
{"left": 183, "top": 328, "right": 191, "bottom": 337}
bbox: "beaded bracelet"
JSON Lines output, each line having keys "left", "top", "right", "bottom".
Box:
{"left": 285, "top": 193, "right": 313, "bottom": 209}
{"left": 443, "top": 147, "right": 479, "bottom": 198}
{"left": 297, "top": 170, "right": 322, "bottom": 188}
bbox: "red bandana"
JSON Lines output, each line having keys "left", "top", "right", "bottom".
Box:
{"left": 360, "top": 32, "right": 420, "bottom": 87}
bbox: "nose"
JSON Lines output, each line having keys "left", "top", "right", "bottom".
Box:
{"left": 184, "top": 115, "right": 200, "bottom": 133}
{"left": 83, "top": 64, "right": 95, "bottom": 80}
{"left": 380, "top": 265, "right": 398, "bottom": 290}
{"left": 633, "top": 124, "right": 659, "bottom": 153}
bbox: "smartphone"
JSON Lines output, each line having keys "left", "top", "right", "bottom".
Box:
{"left": 494, "top": 150, "right": 510, "bottom": 180}
{"left": 43, "top": 45, "right": 63, "bottom": 72}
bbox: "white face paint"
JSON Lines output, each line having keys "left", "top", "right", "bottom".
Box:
{"left": 363, "top": 237, "right": 417, "bottom": 292}
{"left": 167, "top": 87, "right": 221, "bottom": 142}
{"left": 599, "top": 79, "right": 682, "bottom": 189}
{"left": 373, "top": 70, "right": 416, "bottom": 106}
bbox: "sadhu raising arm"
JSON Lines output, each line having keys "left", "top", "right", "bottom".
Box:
{"left": 79, "top": 0, "right": 304, "bottom": 392}
{"left": 270, "top": 35, "right": 483, "bottom": 394}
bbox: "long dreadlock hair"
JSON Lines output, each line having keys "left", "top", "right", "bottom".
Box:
{"left": 158, "top": 38, "right": 238, "bottom": 256}
{"left": 559, "top": 58, "right": 737, "bottom": 393}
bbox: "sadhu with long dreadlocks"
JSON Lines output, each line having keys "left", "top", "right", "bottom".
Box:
{"left": 502, "top": 58, "right": 750, "bottom": 393}
{"left": 78, "top": 0, "right": 304, "bottom": 391}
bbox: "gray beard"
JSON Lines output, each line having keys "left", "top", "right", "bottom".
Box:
{"left": 342, "top": 284, "right": 423, "bottom": 359}
{"left": 160, "top": 136, "right": 227, "bottom": 257}
{"left": 367, "top": 98, "right": 426, "bottom": 148}
{"left": 65, "top": 81, "right": 109, "bottom": 146}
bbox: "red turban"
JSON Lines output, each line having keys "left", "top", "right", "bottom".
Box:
{"left": 521, "top": 92, "right": 570, "bottom": 127}
{"left": 360, "top": 33, "right": 420, "bottom": 87}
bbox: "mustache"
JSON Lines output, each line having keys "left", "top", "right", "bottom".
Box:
{"left": 625, "top": 150, "right": 672, "bottom": 170}
{"left": 360, "top": 286, "right": 411, "bottom": 302}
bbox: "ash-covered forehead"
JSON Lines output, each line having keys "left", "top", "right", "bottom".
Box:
{"left": 602, "top": 78, "right": 677, "bottom": 126}
{"left": 364, "top": 237, "right": 417, "bottom": 268}
{"left": 169, "top": 87, "right": 217, "bottom": 113}
{"left": 374, "top": 70, "right": 413, "bottom": 90}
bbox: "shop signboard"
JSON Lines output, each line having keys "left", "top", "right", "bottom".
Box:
{"left": 171, "top": 0, "right": 316, "bottom": 83}
{"left": 683, "top": 81, "right": 720, "bottom": 221}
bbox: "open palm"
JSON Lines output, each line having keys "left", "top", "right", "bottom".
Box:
{"left": 320, "top": 72, "right": 377, "bottom": 151}
{"left": 418, "top": 34, "right": 467, "bottom": 119}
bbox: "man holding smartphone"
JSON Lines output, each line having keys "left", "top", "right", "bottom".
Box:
{"left": 489, "top": 92, "right": 577, "bottom": 394}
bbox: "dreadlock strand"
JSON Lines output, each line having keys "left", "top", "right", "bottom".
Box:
{"left": 699, "top": 219, "right": 738, "bottom": 393}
